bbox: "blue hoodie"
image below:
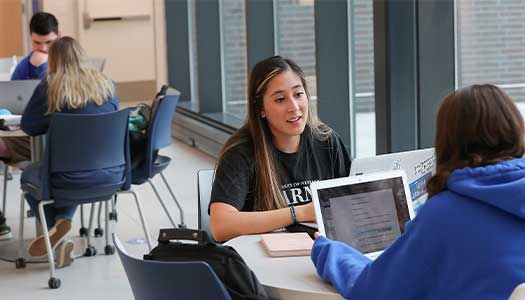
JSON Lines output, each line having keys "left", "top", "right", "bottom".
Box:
{"left": 10, "top": 52, "right": 48, "bottom": 80}
{"left": 311, "top": 158, "right": 525, "bottom": 300}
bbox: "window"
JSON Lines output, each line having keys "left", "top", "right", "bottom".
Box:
{"left": 188, "top": 0, "right": 198, "bottom": 107}
{"left": 352, "top": 0, "right": 375, "bottom": 157}
{"left": 275, "top": 0, "right": 317, "bottom": 99}
{"left": 456, "top": 0, "right": 525, "bottom": 114}
{"left": 220, "top": 0, "right": 249, "bottom": 119}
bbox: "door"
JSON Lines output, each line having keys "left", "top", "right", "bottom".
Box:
{"left": 0, "top": 0, "right": 24, "bottom": 57}
{"left": 44, "top": 0, "right": 158, "bottom": 102}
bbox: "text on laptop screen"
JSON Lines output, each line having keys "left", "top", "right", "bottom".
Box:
{"left": 316, "top": 176, "right": 410, "bottom": 254}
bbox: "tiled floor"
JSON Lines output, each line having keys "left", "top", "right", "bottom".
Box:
{"left": 0, "top": 139, "right": 216, "bottom": 299}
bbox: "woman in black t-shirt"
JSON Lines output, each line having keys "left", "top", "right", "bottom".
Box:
{"left": 210, "top": 56, "right": 351, "bottom": 241}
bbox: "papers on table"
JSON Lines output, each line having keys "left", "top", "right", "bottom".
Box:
{"left": 0, "top": 114, "right": 21, "bottom": 130}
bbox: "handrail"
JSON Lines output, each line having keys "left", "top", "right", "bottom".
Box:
{"left": 83, "top": 13, "right": 150, "bottom": 29}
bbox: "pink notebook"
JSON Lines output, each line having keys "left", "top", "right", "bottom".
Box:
{"left": 260, "top": 232, "right": 314, "bottom": 257}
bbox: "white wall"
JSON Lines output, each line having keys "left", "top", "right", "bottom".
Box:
{"left": 153, "top": 0, "right": 167, "bottom": 90}
{"left": 42, "top": 0, "right": 167, "bottom": 89}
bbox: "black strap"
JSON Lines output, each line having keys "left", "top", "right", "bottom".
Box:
{"left": 155, "top": 85, "right": 169, "bottom": 98}
{"left": 157, "top": 228, "right": 216, "bottom": 246}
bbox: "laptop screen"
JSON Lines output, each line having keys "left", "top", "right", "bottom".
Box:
{"left": 315, "top": 175, "right": 411, "bottom": 255}
{"left": 0, "top": 80, "right": 40, "bottom": 114}
{"left": 349, "top": 148, "right": 435, "bottom": 213}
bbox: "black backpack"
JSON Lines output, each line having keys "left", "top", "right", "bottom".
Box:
{"left": 129, "top": 85, "right": 168, "bottom": 169}
{"left": 144, "top": 228, "right": 269, "bottom": 300}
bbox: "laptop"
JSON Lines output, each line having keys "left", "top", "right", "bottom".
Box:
{"left": 0, "top": 80, "right": 40, "bottom": 114}
{"left": 311, "top": 170, "right": 415, "bottom": 259}
{"left": 350, "top": 148, "right": 435, "bottom": 213}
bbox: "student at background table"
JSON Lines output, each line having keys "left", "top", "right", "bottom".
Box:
{"left": 0, "top": 12, "right": 60, "bottom": 240}
{"left": 312, "top": 84, "right": 525, "bottom": 300}
{"left": 20, "top": 36, "right": 121, "bottom": 268}
{"left": 11, "top": 12, "right": 60, "bottom": 80}
{"left": 1, "top": 12, "right": 60, "bottom": 165}
{"left": 209, "top": 56, "right": 351, "bottom": 242}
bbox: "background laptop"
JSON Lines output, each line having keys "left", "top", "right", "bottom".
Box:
{"left": 0, "top": 80, "right": 40, "bottom": 114}
{"left": 311, "top": 170, "right": 415, "bottom": 259}
{"left": 350, "top": 148, "right": 435, "bottom": 213}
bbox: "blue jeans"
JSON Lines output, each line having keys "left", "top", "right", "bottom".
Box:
{"left": 25, "top": 194, "right": 77, "bottom": 229}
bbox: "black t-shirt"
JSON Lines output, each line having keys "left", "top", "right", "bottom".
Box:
{"left": 210, "top": 129, "right": 351, "bottom": 211}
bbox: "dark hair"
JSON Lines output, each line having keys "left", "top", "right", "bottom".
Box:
{"left": 427, "top": 84, "right": 525, "bottom": 198}
{"left": 30, "top": 12, "right": 58, "bottom": 35}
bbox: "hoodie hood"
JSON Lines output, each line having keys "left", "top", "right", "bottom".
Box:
{"left": 447, "top": 158, "right": 525, "bottom": 219}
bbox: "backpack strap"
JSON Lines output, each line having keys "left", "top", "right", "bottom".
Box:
{"left": 157, "top": 228, "right": 216, "bottom": 246}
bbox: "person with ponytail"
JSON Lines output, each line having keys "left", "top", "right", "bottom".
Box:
{"left": 209, "top": 56, "right": 351, "bottom": 242}
{"left": 311, "top": 84, "right": 525, "bottom": 299}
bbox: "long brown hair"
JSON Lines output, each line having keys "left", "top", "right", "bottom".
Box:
{"left": 47, "top": 36, "right": 113, "bottom": 112}
{"left": 427, "top": 84, "right": 525, "bottom": 198}
{"left": 218, "top": 56, "right": 330, "bottom": 211}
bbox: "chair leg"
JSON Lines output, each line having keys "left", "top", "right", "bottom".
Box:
{"left": 84, "top": 203, "right": 97, "bottom": 257}
{"left": 2, "top": 164, "right": 8, "bottom": 214}
{"left": 103, "top": 200, "right": 115, "bottom": 255}
{"left": 94, "top": 202, "right": 103, "bottom": 237}
{"left": 117, "top": 190, "right": 152, "bottom": 250}
{"left": 160, "top": 172, "right": 185, "bottom": 228}
{"left": 147, "top": 179, "right": 176, "bottom": 227}
{"left": 38, "top": 200, "right": 61, "bottom": 289}
{"left": 79, "top": 205, "right": 88, "bottom": 237}
{"left": 16, "top": 192, "right": 26, "bottom": 269}
{"left": 109, "top": 195, "right": 118, "bottom": 221}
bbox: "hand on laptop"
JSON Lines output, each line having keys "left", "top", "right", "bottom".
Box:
{"left": 30, "top": 51, "right": 48, "bottom": 67}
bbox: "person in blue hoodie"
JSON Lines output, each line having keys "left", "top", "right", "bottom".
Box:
{"left": 311, "top": 84, "right": 525, "bottom": 300}
{"left": 11, "top": 12, "right": 59, "bottom": 80}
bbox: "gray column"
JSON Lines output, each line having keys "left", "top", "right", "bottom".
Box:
{"left": 245, "top": 0, "right": 275, "bottom": 72}
{"left": 315, "top": 0, "right": 352, "bottom": 152}
{"left": 165, "top": 0, "right": 191, "bottom": 102}
{"left": 417, "top": 0, "right": 455, "bottom": 148}
{"left": 195, "top": 0, "right": 223, "bottom": 113}
{"left": 373, "top": 0, "right": 418, "bottom": 154}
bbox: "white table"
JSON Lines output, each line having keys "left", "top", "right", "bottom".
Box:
{"left": 225, "top": 234, "right": 342, "bottom": 300}
{"left": 0, "top": 73, "right": 10, "bottom": 81}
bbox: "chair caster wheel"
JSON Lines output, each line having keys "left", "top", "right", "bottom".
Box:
{"left": 94, "top": 227, "right": 104, "bottom": 237}
{"left": 109, "top": 212, "right": 118, "bottom": 222}
{"left": 84, "top": 246, "right": 97, "bottom": 257}
{"left": 15, "top": 258, "right": 26, "bottom": 269}
{"left": 104, "top": 245, "right": 115, "bottom": 255}
{"left": 79, "top": 227, "right": 88, "bottom": 237}
{"left": 48, "top": 277, "right": 61, "bottom": 289}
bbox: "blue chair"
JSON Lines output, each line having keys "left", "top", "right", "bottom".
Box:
{"left": 197, "top": 169, "right": 214, "bottom": 235}
{"left": 114, "top": 234, "right": 231, "bottom": 300}
{"left": 129, "top": 91, "right": 185, "bottom": 228}
{"left": 16, "top": 109, "right": 153, "bottom": 289}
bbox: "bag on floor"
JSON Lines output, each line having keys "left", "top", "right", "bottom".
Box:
{"left": 144, "top": 228, "right": 269, "bottom": 300}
